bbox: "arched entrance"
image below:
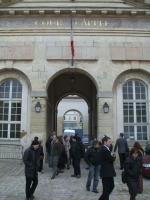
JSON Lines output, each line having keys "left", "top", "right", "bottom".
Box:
{"left": 57, "top": 97, "right": 88, "bottom": 137}
{"left": 46, "top": 68, "right": 97, "bottom": 139}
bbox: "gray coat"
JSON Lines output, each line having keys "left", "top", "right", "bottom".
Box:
{"left": 114, "top": 138, "right": 129, "bottom": 154}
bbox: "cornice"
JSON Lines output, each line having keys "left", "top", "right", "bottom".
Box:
{"left": 0, "top": 7, "right": 150, "bottom": 16}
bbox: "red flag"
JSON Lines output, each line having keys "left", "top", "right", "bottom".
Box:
{"left": 71, "top": 40, "right": 75, "bottom": 58}
{"left": 70, "top": 18, "right": 75, "bottom": 66}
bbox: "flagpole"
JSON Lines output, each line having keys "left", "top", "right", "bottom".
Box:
{"left": 70, "top": 17, "right": 75, "bottom": 67}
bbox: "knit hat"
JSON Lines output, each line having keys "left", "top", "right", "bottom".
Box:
{"left": 31, "top": 140, "right": 39, "bottom": 146}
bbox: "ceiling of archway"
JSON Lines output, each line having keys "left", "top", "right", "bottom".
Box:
{"left": 47, "top": 71, "right": 97, "bottom": 107}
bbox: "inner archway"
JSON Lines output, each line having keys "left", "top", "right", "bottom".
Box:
{"left": 46, "top": 69, "right": 97, "bottom": 139}
{"left": 57, "top": 95, "right": 88, "bottom": 137}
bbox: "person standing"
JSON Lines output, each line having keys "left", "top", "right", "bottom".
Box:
{"left": 85, "top": 141, "right": 101, "bottom": 193}
{"left": 99, "top": 136, "right": 116, "bottom": 200}
{"left": 114, "top": 132, "right": 129, "bottom": 169}
{"left": 38, "top": 140, "right": 44, "bottom": 173}
{"left": 63, "top": 135, "right": 71, "bottom": 169}
{"left": 23, "top": 140, "right": 40, "bottom": 200}
{"left": 124, "top": 147, "right": 142, "bottom": 200}
{"left": 51, "top": 136, "right": 62, "bottom": 179}
{"left": 46, "top": 132, "right": 56, "bottom": 168}
{"left": 133, "top": 142, "right": 144, "bottom": 194}
{"left": 70, "top": 136, "right": 84, "bottom": 178}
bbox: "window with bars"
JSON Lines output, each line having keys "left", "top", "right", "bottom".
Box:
{"left": 0, "top": 79, "right": 22, "bottom": 139}
{"left": 123, "top": 80, "right": 148, "bottom": 140}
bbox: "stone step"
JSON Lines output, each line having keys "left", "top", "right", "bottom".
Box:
{"left": 0, "top": 143, "right": 23, "bottom": 159}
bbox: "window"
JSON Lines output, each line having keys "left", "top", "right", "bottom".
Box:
{"left": 0, "top": 79, "right": 22, "bottom": 139}
{"left": 123, "top": 80, "right": 148, "bottom": 140}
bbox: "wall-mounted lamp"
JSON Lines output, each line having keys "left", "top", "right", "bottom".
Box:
{"left": 103, "top": 102, "right": 109, "bottom": 113}
{"left": 35, "top": 101, "right": 41, "bottom": 113}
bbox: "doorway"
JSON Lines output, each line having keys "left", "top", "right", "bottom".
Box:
{"left": 46, "top": 68, "right": 97, "bottom": 139}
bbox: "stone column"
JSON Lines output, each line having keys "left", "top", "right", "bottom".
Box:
{"left": 31, "top": 97, "right": 46, "bottom": 141}
{"left": 97, "top": 93, "right": 113, "bottom": 141}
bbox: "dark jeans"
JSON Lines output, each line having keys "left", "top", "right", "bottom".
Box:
{"left": 127, "top": 180, "right": 138, "bottom": 200}
{"left": 72, "top": 158, "right": 81, "bottom": 176}
{"left": 39, "top": 159, "right": 43, "bottom": 172}
{"left": 51, "top": 155, "right": 59, "bottom": 178}
{"left": 99, "top": 177, "right": 114, "bottom": 200}
{"left": 119, "top": 153, "right": 126, "bottom": 169}
{"left": 26, "top": 175, "right": 38, "bottom": 198}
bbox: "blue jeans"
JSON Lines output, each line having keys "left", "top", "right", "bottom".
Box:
{"left": 86, "top": 165, "right": 100, "bottom": 191}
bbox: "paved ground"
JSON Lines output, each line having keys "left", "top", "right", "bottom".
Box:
{"left": 0, "top": 159, "right": 149, "bottom": 200}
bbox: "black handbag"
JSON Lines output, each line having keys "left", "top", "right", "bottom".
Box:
{"left": 121, "top": 171, "right": 127, "bottom": 183}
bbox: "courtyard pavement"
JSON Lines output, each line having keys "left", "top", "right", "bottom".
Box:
{"left": 0, "top": 159, "right": 149, "bottom": 200}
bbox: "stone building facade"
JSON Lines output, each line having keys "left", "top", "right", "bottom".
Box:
{"left": 0, "top": 0, "right": 150, "bottom": 158}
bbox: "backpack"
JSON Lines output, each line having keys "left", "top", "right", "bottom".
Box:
{"left": 121, "top": 171, "right": 127, "bottom": 183}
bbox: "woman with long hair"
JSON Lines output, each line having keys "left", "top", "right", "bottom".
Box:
{"left": 124, "top": 147, "right": 142, "bottom": 200}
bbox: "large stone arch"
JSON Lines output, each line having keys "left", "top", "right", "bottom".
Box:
{"left": 0, "top": 68, "right": 32, "bottom": 157}
{"left": 0, "top": 68, "right": 32, "bottom": 91}
{"left": 46, "top": 68, "right": 98, "bottom": 139}
{"left": 112, "top": 68, "right": 150, "bottom": 92}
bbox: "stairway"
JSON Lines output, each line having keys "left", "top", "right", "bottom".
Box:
{"left": 0, "top": 141, "right": 23, "bottom": 159}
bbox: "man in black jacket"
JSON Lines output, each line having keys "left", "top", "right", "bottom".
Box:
{"left": 23, "top": 140, "right": 40, "bottom": 200}
{"left": 99, "top": 136, "right": 116, "bottom": 200}
{"left": 70, "top": 136, "right": 84, "bottom": 178}
{"left": 85, "top": 141, "right": 101, "bottom": 193}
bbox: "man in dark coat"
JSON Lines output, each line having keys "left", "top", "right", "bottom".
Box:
{"left": 38, "top": 140, "right": 44, "bottom": 173}
{"left": 23, "top": 140, "right": 40, "bottom": 200}
{"left": 46, "top": 132, "right": 56, "bottom": 168}
{"left": 85, "top": 141, "right": 101, "bottom": 193}
{"left": 70, "top": 136, "right": 84, "bottom": 178}
{"left": 114, "top": 132, "right": 129, "bottom": 169}
{"left": 99, "top": 136, "right": 116, "bottom": 200}
{"left": 51, "top": 136, "right": 63, "bottom": 179}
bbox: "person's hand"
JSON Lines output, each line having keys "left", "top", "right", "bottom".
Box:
{"left": 112, "top": 153, "right": 116, "bottom": 158}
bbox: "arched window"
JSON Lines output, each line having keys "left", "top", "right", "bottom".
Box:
{"left": 122, "top": 79, "right": 148, "bottom": 140}
{"left": 0, "top": 79, "right": 22, "bottom": 139}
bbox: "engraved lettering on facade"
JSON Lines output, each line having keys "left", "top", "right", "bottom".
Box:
{"left": 34, "top": 18, "right": 108, "bottom": 28}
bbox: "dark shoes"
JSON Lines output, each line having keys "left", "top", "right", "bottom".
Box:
{"left": 86, "top": 187, "right": 98, "bottom": 193}
{"left": 51, "top": 175, "right": 55, "bottom": 179}
{"left": 92, "top": 190, "right": 99, "bottom": 193}
{"left": 71, "top": 174, "right": 81, "bottom": 178}
{"left": 26, "top": 195, "right": 34, "bottom": 200}
{"left": 30, "top": 195, "right": 35, "bottom": 200}
{"left": 76, "top": 175, "right": 81, "bottom": 178}
{"left": 58, "top": 170, "right": 64, "bottom": 173}
{"left": 71, "top": 174, "right": 76, "bottom": 177}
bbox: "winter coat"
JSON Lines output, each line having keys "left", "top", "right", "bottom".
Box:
{"left": 99, "top": 145, "right": 116, "bottom": 178}
{"left": 124, "top": 156, "right": 141, "bottom": 181}
{"left": 114, "top": 138, "right": 129, "bottom": 154}
{"left": 46, "top": 137, "right": 53, "bottom": 155}
{"left": 84, "top": 146, "right": 100, "bottom": 166}
{"left": 39, "top": 145, "right": 44, "bottom": 160}
{"left": 51, "top": 141, "right": 62, "bottom": 157}
{"left": 70, "top": 141, "right": 85, "bottom": 160}
{"left": 23, "top": 146, "right": 40, "bottom": 178}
